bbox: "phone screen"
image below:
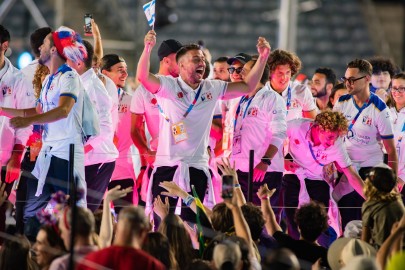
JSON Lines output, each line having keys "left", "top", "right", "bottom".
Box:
{"left": 84, "top": 14, "right": 92, "bottom": 34}
{"left": 222, "top": 175, "right": 234, "bottom": 199}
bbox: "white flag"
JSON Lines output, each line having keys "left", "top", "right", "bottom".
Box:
{"left": 143, "top": 0, "right": 156, "bottom": 27}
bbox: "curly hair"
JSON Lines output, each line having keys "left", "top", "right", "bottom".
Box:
{"left": 295, "top": 201, "right": 328, "bottom": 242}
{"left": 314, "top": 110, "right": 348, "bottom": 135}
{"left": 32, "top": 64, "right": 50, "bottom": 99}
{"left": 267, "top": 49, "right": 302, "bottom": 77}
{"left": 369, "top": 56, "right": 396, "bottom": 77}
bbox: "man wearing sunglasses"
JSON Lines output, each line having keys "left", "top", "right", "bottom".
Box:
{"left": 333, "top": 58, "right": 397, "bottom": 229}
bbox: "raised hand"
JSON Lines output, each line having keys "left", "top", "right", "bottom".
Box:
{"left": 256, "top": 37, "right": 271, "bottom": 59}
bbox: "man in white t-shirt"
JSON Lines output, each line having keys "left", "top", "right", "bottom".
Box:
{"left": 284, "top": 111, "right": 364, "bottom": 240}
{"left": 5, "top": 26, "right": 88, "bottom": 235}
{"left": 333, "top": 58, "right": 397, "bottom": 229}
{"left": 67, "top": 40, "right": 118, "bottom": 212}
{"left": 266, "top": 49, "right": 317, "bottom": 121}
{"left": 130, "top": 39, "right": 182, "bottom": 205}
{"left": 0, "top": 25, "right": 35, "bottom": 241}
{"left": 137, "top": 30, "right": 270, "bottom": 221}
{"left": 310, "top": 67, "right": 337, "bottom": 111}
{"left": 101, "top": 54, "right": 138, "bottom": 212}
{"left": 230, "top": 56, "right": 287, "bottom": 210}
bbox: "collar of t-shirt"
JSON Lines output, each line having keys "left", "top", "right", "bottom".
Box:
{"left": 80, "top": 67, "right": 95, "bottom": 82}
{"left": 178, "top": 76, "right": 202, "bottom": 98}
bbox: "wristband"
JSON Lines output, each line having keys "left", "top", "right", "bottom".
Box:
{"left": 261, "top": 196, "right": 269, "bottom": 200}
{"left": 183, "top": 195, "right": 195, "bottom": 207}
{"left": 140, "top": 166, "right": 147, "bottom": 170}
{"left": 234, "top": 184, "right": 241, "bottom": 188}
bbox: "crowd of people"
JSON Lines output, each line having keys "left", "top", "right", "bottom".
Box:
{"left": 0, "top": 18, "right": 404, "bottom": 270}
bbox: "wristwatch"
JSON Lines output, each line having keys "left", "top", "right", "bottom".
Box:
{"left": 261, "top": 156, "right": 271, "bottom": 166}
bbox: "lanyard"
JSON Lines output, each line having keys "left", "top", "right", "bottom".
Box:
{"left": 41, "top": 64, "right": 70, "bottom": 108}
{"left": 157, "top": 104, "right": 170, "bottom": 122}
{"left": 286, "top": 86, "right": 292, "bottom": 110}
{"left": 182, "top": 83, "right": 203, "bottom": 118}
{"left": 233, "top": 95, "right": 254, "bottom": 132}
{"left": 348, "top": 97, "right": 371, "bottom": 132}
{"left": 308, "top": 142, "right": 325, "bottom": 167}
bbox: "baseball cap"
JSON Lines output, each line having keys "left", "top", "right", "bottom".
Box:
{"left": 157, "top": 39, "right": 182, "bottom": 61}
{"left": 367, "top": 163, "right": 397, "bottom": 193}
{"left": 227, "top": 53, "right": 252, "bottom": 65}
{"left": 101, "top": 54, "right": 125, "bottom": 71}
{"left": 328, "top": 238, "right": 376, "bottom": 270}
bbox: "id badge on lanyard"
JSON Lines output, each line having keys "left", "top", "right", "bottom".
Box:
{"left": 172, "top": 121, "right": 188, "bottom": 144}
{"left": 233, "top": 133, "right": 242, "bottom": 155}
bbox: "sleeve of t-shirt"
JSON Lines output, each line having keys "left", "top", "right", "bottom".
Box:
{"left": 301, "top": 86, "right": 317, "bottom": 112}
{"left": 130, "top": 85, "right": 146, "bottom": 114}
{"left": 209, "top": 79, "right": 228, "bottom": 100}
{"left": 377, "top": 108, "right": 394, "bottom": 139}
{"left": 155, "top": 76, "right": 177, "bottom": 98}
{"left": 59, "top": 71, "right": 81, "bottom": 102}
{"left": 333, "top": 138, "right": 352, "bottom": 168}
{"left": 333, "top": 98, "right": 343, "bottom": 113}
{"left": 213, "top": 101, "right": 222, "bottom": 119}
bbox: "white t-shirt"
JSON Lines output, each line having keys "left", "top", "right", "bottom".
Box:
{"left": 266, "top": 80, "right": 317, "bottom": 121}
{"left": 333, "top": 93, "right": 393, "bottom": 168}
{"left": 20, "top": 59, "right": 39, "bottom": 86}
{"left": 154, "top": 76, "right": 227, "bottom": 167}
{"left": 390, "top": 107, "right": 405, "bottom": 182}
{"left": 231, "top": 85, "right": 287, "bottom": 172}
{"left": 102, "top": 74, "right": 119, "bottom": 132}
{"left": 0, "top": 58, "right": 35, "bottom": 165}
{"left": 287, "top": 119, "right": 352, "bottom": 180}
{"left": 80, "top": 68, "right": 118, "bottom": 165}
{"left": 111, "top": 89, "right": 137, "bottom": 181}
{"left": 130, "top": 84, "right": 160, "bottom": 151}
{"left": 221, "top": 98, "right": 240, "bottom": 157}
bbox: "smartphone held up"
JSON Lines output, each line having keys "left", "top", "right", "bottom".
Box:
{"left": 221, "top": 175, "right": 234, "bottom": 199}
{"left": 84, "top": 13, "right": 93, "bottom": 36}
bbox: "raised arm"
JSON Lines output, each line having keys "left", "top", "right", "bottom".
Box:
{"left": 136, "top": 30, "right": 161, "bottom": 94}
{"left": 341, "top": 165, "right": 365, "bottom": 199}
{"left": 224, "top": 37, "right": 271, "bottom": 99}
{"left": 91, "top": 19, "right": 103, "bottom": 66}
{"left": 257, "top": 184, "right": 282, "bottom": 235}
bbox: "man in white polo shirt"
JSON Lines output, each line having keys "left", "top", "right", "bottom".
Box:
{"left": 333, "top": 58, "right": 397, "bottom": 229}
{"left": 130, "top": 39, "right": 182, "bottom": 205}
{"left": 284, "top": 111, "right": 364, "bottom": 240}
{"left": 67, "top": 40, "right": 118, "bottom": 212}
{"left": 230, "top": 56, "right": 287, "bottom": 210}
{"left": 0, "top": 25, "right": 35, "bottom": 241}
{"left": 266, "top": 49, "right": 317, "bottom": 121}
{"left": 137, "top": 30, "right": 270, "bottom": 221}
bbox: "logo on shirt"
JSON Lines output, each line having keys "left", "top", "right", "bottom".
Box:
{"left": 291, "top": 99, "right": 299, "bottom": 108}
{"left": 294, "top": 139, "right": 300, "bottom": 145}
{"left": 248, "top": 107, "right": 258, "bottom": 116}
{"left": 177, "top": 92, "right": 184, "bottom": 99}
{"left": 201, "top": 92, "right": 212, "bottom": 102}
{"left": 2, "top": 86, "right": 11, "bottom": 96}
{"left": 316, "top": 150, "right": 327, "bottom": 160}
{"left": 118, "top": 103, "right": 128, "bottom": 113}
{"left": 362, "top": 116, "right": 372, "bottom": 126}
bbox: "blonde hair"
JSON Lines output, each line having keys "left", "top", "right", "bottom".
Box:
{"left": 32, "top": 64, "right": 50, "bottom": 99}
{"left": 314, "top": 110, "right": 348, "bottom": 135}
{"left": 364, "top": 179, "right": 400, "bottom": 202}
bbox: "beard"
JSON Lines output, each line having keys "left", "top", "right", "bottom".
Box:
{"left": 314, "top": 86, "right": 328, "bottom": 98}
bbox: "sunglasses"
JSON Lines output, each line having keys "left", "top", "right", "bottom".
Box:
{"left": 228, "top": 67, "right": 244, "bottom": 75}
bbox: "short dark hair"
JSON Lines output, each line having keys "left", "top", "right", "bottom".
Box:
{"left": 101, "top": 54, "right": 125, "bottom": 71}
{"left": 30, "top": 27, "right": 52, "bottom": 57}
{"left": 295, "top": 201, "right": 328, "bottom": 242}
{"left": 63, "top": 207, "right": 95, "bottom": 238}
{"left": 211, "top": 203, "right": 234, "bottom": 234}
{"left": 214, "top": 56, "right": 229, "bottom": 63}
{"left": 0, "top": 25, "right": 10, "bottom": 44}
{"left": 81, "top": 40, "right": 94, "bottom": 69}
{"left": 392, "top": 72, "right": 405, "bottom": 81}
{"left": 268, "top": 49, "right": 302, "bottom": 76}
{"left": 176, "top": 44, "right": 201, "bottom": 63}
{"left": 314, "top": 67, "right": 337, "bottom": 86}
{"left": 369, "top": 56, "right": 396, "bottom": 77}
{"left": 327, "top": 83, "right": 346, "bottom": 108}
{"left": 347, "top": 59, "right": 373, "bottom": 76}
{"left": 203, "top": 58, "right": 210, "bottom": 79}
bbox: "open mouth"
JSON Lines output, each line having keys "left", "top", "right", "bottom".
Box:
{"left": 195, "top": 67, "right": 204, "bottom": 75}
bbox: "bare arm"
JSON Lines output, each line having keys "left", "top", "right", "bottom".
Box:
{"left": 217, "top": 158, "right": 246, "bottom": 207}
{"left": 10, "top": 96, "right": 76, "bottom": 128}
{"left": 383, "top": 138, "right": 398, "bottom": 175}
{"left": 0, "top": 107, "right": 37, "bottom": 118}
{"left": 136, "top": 30, "right": 161, "bottom": 94}
{"left": 342, "top": 165, "right": 365, "bottom": 199}
{"left": 224, "top": 37, "right": 271, "bottom": 99}
{"left": 91, "top": 19, "right": 103, "bottom": 66}
{"left": 303, "top": 109, "right": 317, "bottom": 119}
{"left": 130, "top": 113, "right": 149, "bottom": 166}
{"left": 257, "top": 184, "right": 282, "bottom": 235}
